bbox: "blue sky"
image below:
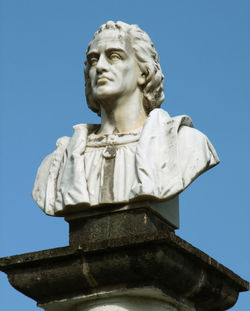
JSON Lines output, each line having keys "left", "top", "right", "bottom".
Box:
{"left": 0, "top": 0, "right": 249, "bottom": 310}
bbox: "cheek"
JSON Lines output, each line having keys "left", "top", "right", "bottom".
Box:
{"left": 123, "top": 64, "right": 130, "bottom": 74}
{"left": 122, "top": 62, "right": 137, "bottom": 79}
{"left": 89, "top": 70, "right": 96, "bottom": 86}
{"left": 89, "top": 65, "right": 97, "bottom": 75}
{"left": 115, "top": 62, "right": 129, "bottom": 75}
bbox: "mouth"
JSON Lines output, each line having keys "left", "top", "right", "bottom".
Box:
{"left": 96, "top": 76, "right": 111, "bottom": 85}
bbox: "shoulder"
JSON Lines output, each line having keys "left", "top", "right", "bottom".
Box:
{"left": 55, "top": 136, "right": 71, "bottom": 148}
{"left": 177, "top": 125, "right": 220, "bottom": 185}
{"left": 154, "top": 109, "right": 220, "bottom": 173}
{"left": 178, "top": 125, "right": 219, "bottom": 162}
{"left": 148, "top": 108, "right": 193, "bottom": 129}
{"left": 178, "top": 125, "right": 208, "bottom": 147}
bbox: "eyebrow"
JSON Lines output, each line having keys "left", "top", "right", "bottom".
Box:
{"left": 87, "top": 51, "right": 99, "bottom": 59}
{"left": 106, "top": 48, "right": 127, "bottom": 55}
{"left": 87, "top": 47, "right": 127, "bottom": 58}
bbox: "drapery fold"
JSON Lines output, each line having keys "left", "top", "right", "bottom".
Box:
{"left": 32, "top": 109, "right": 219, "bottom": 216}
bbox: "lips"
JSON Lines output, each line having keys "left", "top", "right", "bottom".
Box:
{"left": 96, "top": 76, "right": 111, "bottom": 85}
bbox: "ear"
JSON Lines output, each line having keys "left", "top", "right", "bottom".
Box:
{"left": 137, "top": 72, "right": 146, "bottom": 86}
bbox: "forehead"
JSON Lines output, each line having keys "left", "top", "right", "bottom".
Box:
{"left": 88, "top": 29, "right": 132, "bottom": 53}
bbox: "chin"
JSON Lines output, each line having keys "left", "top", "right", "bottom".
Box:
{"left": 94, "top": 88, "right": 117, "bottom": 100}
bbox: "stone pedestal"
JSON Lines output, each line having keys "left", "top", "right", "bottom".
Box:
{"left": 39, "top": 288, "right": 193, "bottom": 311}
{"left": 0, "top": 205, "right": 248, "bottom": 310}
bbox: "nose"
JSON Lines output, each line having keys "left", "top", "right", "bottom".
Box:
{"left": 96, "top": 54, "right": 108, "bottom": 73}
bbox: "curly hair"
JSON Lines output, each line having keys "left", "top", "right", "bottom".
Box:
{"left": 84, "top": 21, "right": 165, "bottom": 116}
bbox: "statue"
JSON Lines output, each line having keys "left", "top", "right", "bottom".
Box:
{"left": 32, "top": 21, "right": 219, "bottom": 217}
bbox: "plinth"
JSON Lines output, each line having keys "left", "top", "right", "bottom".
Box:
{"left": 0, "top": 203, "right": 248, "bottom": 311}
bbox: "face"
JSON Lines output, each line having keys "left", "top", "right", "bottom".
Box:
{"left": 87, "top": 30, "right": 142, "bottom": 102}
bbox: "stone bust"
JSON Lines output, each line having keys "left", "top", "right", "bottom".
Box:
{"left": 32, "top": 21, "right": 219, "bottom": 216}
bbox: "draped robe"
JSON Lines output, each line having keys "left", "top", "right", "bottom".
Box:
{"left": 32, "top": 109, "right": 219, "bottom": 216}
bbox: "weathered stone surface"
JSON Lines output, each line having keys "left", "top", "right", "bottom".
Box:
{"left": 39, "top": 288, "right": 193, "bottom": 311}
{"left": 0, "top": 230, "right": 248, "bottom": 310}
{"left": 67, "top": 207, "right": 174, "bottom": 246}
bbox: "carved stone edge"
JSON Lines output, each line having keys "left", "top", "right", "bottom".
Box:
{"left": 39, "top": 287, "right": 196, "bottom": 311}
{"left": 0, "top": 232, "right": 248, "bottom": 310}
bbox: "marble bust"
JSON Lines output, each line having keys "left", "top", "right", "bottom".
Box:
{"left": 32, "top": 21, "right": 219, "bottom": 216}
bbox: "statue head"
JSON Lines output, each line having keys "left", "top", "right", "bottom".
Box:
{"left": 84, "top": 21, "right": 165, "bottom": 116}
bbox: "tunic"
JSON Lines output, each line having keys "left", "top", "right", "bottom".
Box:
{"left": 84, "top": 127, "right": 141, "bottom": 205}
{"left": 32, "top": 109, "right": 219, "bottom": 216}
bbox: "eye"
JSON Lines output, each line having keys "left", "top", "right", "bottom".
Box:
{"left": 90, "top": 57, "right": 98, "bottom": 66}
{"left": 109, "top": 52, "right": 121, "bottom": 61}
{"left": 88, "top": 55, "right": 99, "bottom": 66}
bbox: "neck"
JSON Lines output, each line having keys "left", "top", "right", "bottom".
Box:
{"left": 97, "top": 89, "right": 147, "bottom": 135}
